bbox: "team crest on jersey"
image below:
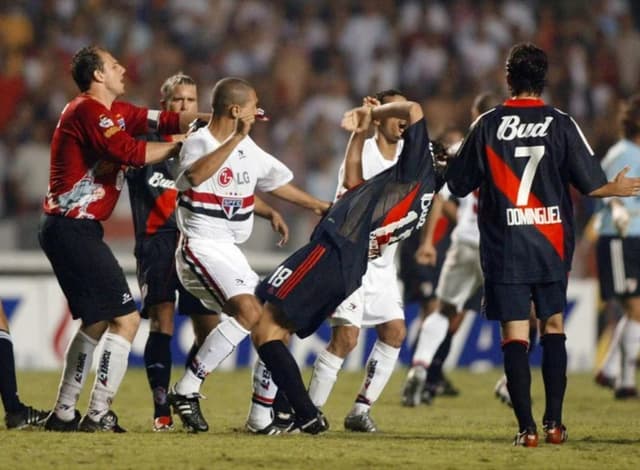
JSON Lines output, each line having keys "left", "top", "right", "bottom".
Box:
{"left": 221, "top": 197, "right": 242, "bottom": 218}
{"left": 116, "top": 117, "right": 126, "bottom": 129}
{"left": 218, "top": 167, "right": 233, "bottom": 187}
{"left": 98, "top": 115, "right": 115, "bottom": 128}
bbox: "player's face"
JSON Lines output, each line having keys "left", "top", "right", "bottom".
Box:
{"left": 98, "top": 50, "right": 126, "bottom": 97}
{"left": 238, "top": 88, "right": 258, "bottom": 117}
{"left": 165, "top": 84, "right": 198, "bottom": 112}
{"left": 377, "top": 95, "right": 408, "bottom": 143}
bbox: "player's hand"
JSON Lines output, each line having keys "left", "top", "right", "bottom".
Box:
{"left": 234, "top": 112, "right": 255, "bottom": 138}
{"left": 415, "top": 242, "right": 437, "bottom": 266}
{"left": 341, "top": 106, "right": 372, "bottom": 133}
{"left": 314, "top": 200, "right": 332, "bottom": 216}
{"left": 611, "top": 200, "right": 631, "bottom": 237}
{"left": 363, "top": 96, "right": 380, "bottom": 108}
{"left": 612, "top": 166, "right": 640, "bottom": 196}
{"left": 270, "top": 211, "right": 289, "bottom": 247}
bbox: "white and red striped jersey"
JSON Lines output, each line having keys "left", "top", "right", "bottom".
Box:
{"left": 175, "top": 126, "right": 293, "bottom": 243}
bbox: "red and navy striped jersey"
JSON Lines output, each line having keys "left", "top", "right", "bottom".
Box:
{"left": 445, "top": 98, "right": 607, "bottom": 283}
{"left": 313, "top": 118, "right": 443, "bottom": 295}
{"left": 44, "top": 95, "right": 180, "bottom": 220}
{"left": 126, "top": 133, "right": 179, "bottom": 246}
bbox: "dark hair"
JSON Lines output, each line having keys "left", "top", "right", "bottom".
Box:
{"left": 375, "top": 89, "right": 405, "bottom": 103}
{"left": 71, "top": 46, "right": 105, "bottom": 92}
{"left": 505, "top": 43, "right": 548, "bottom": 96}
{"left": 472, "top": 92, "right": 502, "bottom": 116}
{"left": 620, "top": 94, "right": 640, "bottom": 139}
{"left": 211, "top": 77, "right": 253, "bottom": 115}
{"left": 160, "top": 73, "right": 196, "bottom": 102}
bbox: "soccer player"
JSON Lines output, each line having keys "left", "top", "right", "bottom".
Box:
{"left": 250, "top": 98, "right": 443, "bottom": 434}
{"left": 127, "top": 73, "right": 289, "bottom": 431}
{"left": 39, "top": 45, "right": 206, "bottom": 432}
{"left": 444, "top": 42, "right": 640, "bottom": 447}
{"left": 302, "top": 90, "right": 408, "bottom": 433}
{"left": 594, "top": 94, "right": 640, "bottom": 400}
{"left": 1, "top": 300, "right": 49, "bottom": 429}
{"left": 167, "top": 77, "right": 329, "bottom": 432}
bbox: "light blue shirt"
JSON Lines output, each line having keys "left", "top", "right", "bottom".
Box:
{"left": 598, "top": 139, "right": 640, "bottom": 236}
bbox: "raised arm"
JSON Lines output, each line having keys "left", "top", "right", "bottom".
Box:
{"left": 178, "top": 112, "right": 212, "bottom": 133}
{"left": 268, "top": 183, "right": 331, "bottom": 216}
{"left": 341, "top": 100, "right": 423, "bottom": 133}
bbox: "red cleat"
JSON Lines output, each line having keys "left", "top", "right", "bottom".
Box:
{"left": 513, "top": 428, "right": 539, "bottom": 447}
{"left": 543, "top": 422, "right": 568, "bottom": 444}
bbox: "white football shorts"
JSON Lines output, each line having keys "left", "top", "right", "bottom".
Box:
{"left": 435, "top": 239, "right": 483, "bottom": 311}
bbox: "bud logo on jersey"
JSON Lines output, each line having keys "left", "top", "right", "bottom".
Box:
{"left": 497, "top": 116, "right": 553, "bottom": 141}
{"left": 221, "top": 197, "right": 242, "bottom": 218}
{"left": 98, "top": 115, "right": 115, "bottom": 128}
{"left": 416, "top": 193, "right": 435, "bottom": 229}
{"left": 506, "top": 205, "right": 562, "bottom": 226}
{"left": 218, "top": 167, "right": 233, "bottom": 186}
{"left": 148, "top": 172, "right": 176, "bottom": 189}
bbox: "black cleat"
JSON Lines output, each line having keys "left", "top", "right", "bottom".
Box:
{"left": 246, "top": 420, "right": 294, "bottom": 435}
{"left": 78, "top": 410, "right": 126, "bottom": 433}
{"left": 291, "top": 410, "right": 329, "bottom": 435}
{"left": 44, "top": 409, "right": 81, "bottom": 432}
{"left": 594, "top": 372, "right": 616, "bottom": 389}
{"left": 273, "top": 410, "right": 295, "bottom": 430}
{"left": 5, "top": 405, "right": 49, "bottom": 429}
{"left": 614, "top": 387, "right": 638, "bottom": 399}
{"left": 167, "top": 387, "right": 209, "bottom": 433}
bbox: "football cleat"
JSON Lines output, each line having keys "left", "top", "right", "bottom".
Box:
{"left": 432, "top": 377, "right": 460, "bottom": 397}
{"left": 344, "top": 410, "right": 377, "bottom": 432}
{"left": 421, "top": 386, "right": 434, "bottom": 405}
{"left": 594, "top": 372, "right": 616, "bottom": 389}
{"left": 167, "top": 387, "right": 209, "bottom": 432}
{"left": 44, "top": 409, "right": 81, "bottom": 432}
{"left": 78, "top": 410, "right": 126, "bottom": 433}
{"left": 153, "top": 415, "right": 174, "bottom": 432}
{"left": 245, "top": 420, "right": 293, "bottom": 435}
{"left": 5, "top": 405, "right": 49, "bottom": 429}
{"left": 494, "top": 376, "right": 512, "bottom": 407}
{"left": 543, "top": 421, "right": 568, "bottom": 444}
{"left": 402, "top": 366, "right": 426, "bottom": 407}
{"left": 273, "top": 409, "right": 296, "bottom": 430}
{"left": 513, "top": 427, "right": 539, "bottom": 447}
{"left": 291, "top": 410, "right": 329, "bottom": 435}
{"left": 614, "top": 387, "right": 638, "bottom": 399}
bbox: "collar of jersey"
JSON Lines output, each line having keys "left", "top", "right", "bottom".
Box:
{"left": 503, "top": 98, "right": 545, "bottom": 107}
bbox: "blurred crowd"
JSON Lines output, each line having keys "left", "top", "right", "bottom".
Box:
{"left": 1, "top": 0, "right": 639, "bottom": 265}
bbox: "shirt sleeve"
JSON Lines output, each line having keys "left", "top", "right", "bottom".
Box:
{"left": 254, "top": 144, "right": 294, "bottom": 192}
{"left": 174, "top": 134, "right": 208, "bottom": 191}
{"left": 445, "top": 120, "right": 485, "bottom": 196}
{"left": 565, "top": 116, "right": 607, "bottom": 194}
{"left": 76, "top": 99, "right": 146, "bottom": 167}
{"left": 394, "top": 118, "right": 430, "bottom": 183}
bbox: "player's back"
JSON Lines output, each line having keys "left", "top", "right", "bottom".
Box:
{"left": 449, "top": 98, "right": 607, "bottom": 283}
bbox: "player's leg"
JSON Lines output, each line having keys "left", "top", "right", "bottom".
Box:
{"left": 0, "top": 302, "right": 49, "bottom": 429}
{"left": 144, "top": 302, "right": 175, "bottom": 431}
{"left": 425, "top": 312, "right": 463, "bottom": 399}
{"left": 616, "top": 296, "right": 640, "bottom": 398}
{"left": 596, "top": 311, "right": 625, "bottom": 388}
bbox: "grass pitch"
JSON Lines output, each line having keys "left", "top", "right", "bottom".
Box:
{"left": 1, "top": 368, "right": 639, "bottom": 469}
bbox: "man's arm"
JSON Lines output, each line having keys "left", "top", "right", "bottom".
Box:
{"left": 144, "top": 141, "right": 182, "bottom": 165}
{"left": 178, "top": 112, "right": 212, "bottom": 133}
{"left": 342, "top": 101, "right": 423, "bottom": 133}
{"left": 254, "top": 195, "right": 289, "bottom": 247}
{"left": 589, "top": 167, "right": 640, "bottom": 198}
{"left": 268, "top": 183, "right": 331, "bottom": 216}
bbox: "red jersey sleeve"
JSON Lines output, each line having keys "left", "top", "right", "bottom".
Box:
{"left": 76, "top": 99, "right": 146, "bottom": 167}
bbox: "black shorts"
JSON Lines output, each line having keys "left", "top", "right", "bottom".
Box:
{"left": 596, "top": 236, "right": 640, "bottom": 301}
{"left": 136, "top": 232, "right": 214, "bottom": 318}
{"left": 482, "top": 276, "right": 568, "bottom": 322}
{"left": 256, "top": 239, "right": 347, "bottom": 338}
{"left": 38, "top": 214, "right": 136, "bottom": 325}
{"left": 399, "top": 232, "right": 451, "bottom": 303}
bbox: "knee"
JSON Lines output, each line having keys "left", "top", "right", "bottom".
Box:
{"left": 541, "top": 314, "right": 564, "bottom": 335}
{"left": 228, "top": 295, "right": 262, "bottom": 330}
{"left": 440, "top": 302, "right": 457, "bottom": 319}
{"left": 377, "top": 321, "right": 406, "bottom": 348}
{"left": 110, "top": 311, "right": 141, "bottom": 342}
{"left": 327, "top": 326, "right": 359, "bottom": 357}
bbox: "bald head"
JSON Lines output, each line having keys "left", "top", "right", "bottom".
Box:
{"left": 211, "top": 77, "right": 254, "bottom": 116}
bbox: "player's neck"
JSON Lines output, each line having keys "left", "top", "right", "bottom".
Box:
{"left": 375, "top": 136, "right": 398, "bottom": 160}
{"left": 208, "top": 118, "right": 237, "bottom": 142}
{"left": 512, "top": 93, "right": 541, "bottom": 100}
{"left": 84, "top": 87, "right": 117, "bottom": 109}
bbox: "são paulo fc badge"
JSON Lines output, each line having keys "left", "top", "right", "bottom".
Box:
{"left": 221, "top": 197, "right": 242, "bottom": 218}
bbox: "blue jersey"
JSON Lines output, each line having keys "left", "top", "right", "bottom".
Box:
{"left": 445, "top": 98, "right": 608, "bottom": 283}
{"left": 597, "top": 139, "right": 640, "bottom": 237}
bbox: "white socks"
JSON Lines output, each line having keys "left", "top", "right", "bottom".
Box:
{"left": 350, "top": 340, "right": 400, "bottom": 415}
{"left": 87, "top": 333, "right": 131, "bottom": 421}
{"left": 600, "top": 316, "right": 627, "bottom": 379}
{"left": 54, "top": 330, "right": 98, "bottom": 421}
{"left": 246, "top": 359, "right": 278, "bottom": 430}
{"left": 308, "top": 349, "right": 345, "bottom": 408}
{"left": 176, "top": 316, "right": 250, "bottom": 396}
{"left": 620, "top": 318, "right": 640, "bottom": 388}
{"left": 412, "top": 311, "right": 450, "bottom": 367}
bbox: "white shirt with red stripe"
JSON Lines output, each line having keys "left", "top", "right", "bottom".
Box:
{"left": 175, "top": 127, "right": 293, "bottom": 243}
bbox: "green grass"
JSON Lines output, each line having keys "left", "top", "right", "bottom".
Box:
{"left": 2, "top": 369, "right": 639, "bottom": 469}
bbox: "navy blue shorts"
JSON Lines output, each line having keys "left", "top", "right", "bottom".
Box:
{"left": 482, "top": 277, "right": 568, "bottom": 322}
{"left": 399, "top": 231, "right": 451, "bottom": 303}
{"left": 136, "top": 231, "right": 214, "bottom": 318}
{"left": 38, "top": 214, "right": 136, "bottom": 326}
{"left": 596, "top": 236, "right": 640, "bottom": 301}
{"left": 256, "top": 239, "right": 348, "bottom": 338}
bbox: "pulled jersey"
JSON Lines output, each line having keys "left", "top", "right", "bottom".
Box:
{"left": 175, "top": 127, "right": 293, "bottom": 244}
{"left": 445, "top": 98, "right": 608, "bottom": 283}
{"left": 44, "top": 95, "right": 180, "bottom": 220}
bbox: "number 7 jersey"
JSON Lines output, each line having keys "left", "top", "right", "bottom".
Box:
{"left": 445, "top": 98, "right": 607, "bottom": 283}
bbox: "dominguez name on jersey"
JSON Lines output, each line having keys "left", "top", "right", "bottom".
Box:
{"left": 506, "top": 205, "right": 562, "bottom": 226}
